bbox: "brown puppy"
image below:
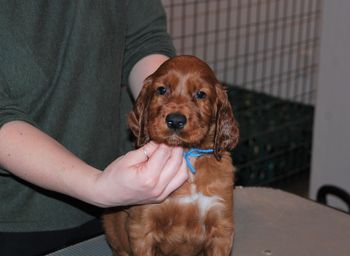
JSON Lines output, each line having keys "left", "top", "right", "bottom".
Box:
{"left": 104, "top": 55, "right": 239, "bottom": 256}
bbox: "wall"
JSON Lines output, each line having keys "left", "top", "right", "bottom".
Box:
{"left": 162, "top": 0, "right": 320, "bottom": 104}
{"left": 309, "top": 0, "right": 350, "bottom": 211}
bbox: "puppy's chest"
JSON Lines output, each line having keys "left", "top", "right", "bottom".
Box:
{"left": 166, "top": 157, "right": 227, "bottom": 218}
{"left": 129, "top": 156, "right": 234, "bottom": 245}
{"left": 172, "top": 189, "right": 224, "bottom": 220}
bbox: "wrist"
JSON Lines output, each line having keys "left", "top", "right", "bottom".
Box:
{"left": 71, "top": 166, "right": 109, "bottom": 208}
{"left": 87, "top": 169, "right": 120, "bottom": 208}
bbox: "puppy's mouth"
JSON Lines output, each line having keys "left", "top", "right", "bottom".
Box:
{"left": 163, "top": 132, "right": 187, "bottom": 146}
{"left": 149, "top": 127, "right": 191, "bottom": 147}
{"left": 155, "top": 128, "right": 208, "bottom": 148}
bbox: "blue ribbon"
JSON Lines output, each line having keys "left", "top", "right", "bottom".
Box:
{"left": 183, "top": 148, "right": 214, "bottom": 174}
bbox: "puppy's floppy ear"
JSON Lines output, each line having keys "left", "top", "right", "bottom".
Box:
{"left": 214, "top": 84, "right": 239, "bottom": 157}
{"left": 128, "top": 78, "right": 152, "bottom": 148}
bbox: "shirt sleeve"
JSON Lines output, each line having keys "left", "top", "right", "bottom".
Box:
{"left": 0, "top": 72, "right": 37, "bottom": 129}
{"left": 122, "top": 0, "right": 176, "bottom": 85}
{"left": 0, "top": 73, "right": 39, "bottom": 175}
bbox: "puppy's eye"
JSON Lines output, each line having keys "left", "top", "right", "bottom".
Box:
{"left": 195, "top": 91, "right": 207, "bottom": 99}
{"left": 156, "top": 86, "right": 167, "bottom": 95}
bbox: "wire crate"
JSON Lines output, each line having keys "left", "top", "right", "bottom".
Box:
{"left": 163, "top": 0, "right": 322, "bottom": 186}
{"left": 227, "top": 86, "right": 314, "bottom": 185}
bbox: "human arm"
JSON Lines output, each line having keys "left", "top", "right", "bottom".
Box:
{"left": 0, "top": 51, "right": 187, "bottom": 206}
{"left": 122, "top": 0, "right": 175, "bottom": 98}
{"left": 128, "top": 54, "right": 169, "bottom": 98}
{"left": 0, "top": 121, "right": 187, "bottom": 207}
{"left": 0, "top": 50, "right": 186, "bottom": 207}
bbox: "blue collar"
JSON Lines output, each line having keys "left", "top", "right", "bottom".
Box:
{"left": 183, "top": 148, "right": 214, "bottom": 174}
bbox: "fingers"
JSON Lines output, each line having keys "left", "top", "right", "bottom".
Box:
{"left": 97, "top": 141, "right": 187, "bottom": 207}
{"left": 155, "top": 156, "right": 187, "bottom": 201}
{"left": 134, "top": 144, "right": 173, "bottom": 190}
{"left": 155, "top": 146, "right": 186, "bottom": 190}
{"left": 119, "top": 142, "right": 188, "bottom": 205}
{"left": 126, "top": 141, "right": 159, "bottom": 165}
{"left": 140, "top": 145, "right": 188, "bottom": 203}
{"left": 145, "top": 144, "right": 175, "bottom": 176}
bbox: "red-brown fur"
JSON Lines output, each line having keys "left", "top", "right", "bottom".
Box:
{"left": 104, "top": 55, "right": 239, "bottom": 256}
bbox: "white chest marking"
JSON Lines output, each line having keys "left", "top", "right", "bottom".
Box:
{"left": 175, "top": 192, "right": 224, "bottom": 217}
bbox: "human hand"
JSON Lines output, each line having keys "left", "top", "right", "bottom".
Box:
{"left": 93, "top": 142, "right": 188, "bottom": 207}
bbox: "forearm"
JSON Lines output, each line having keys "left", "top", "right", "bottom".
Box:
{"left": 0, "top": 120, "right": 188, "bottom": 208}
{"left": 128, "top": 54, "right": 169, "bottom": 98}
{"left": 0, "top": 120, "right": 101, "bottom": 206}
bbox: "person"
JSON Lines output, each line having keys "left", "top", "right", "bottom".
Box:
{"left": 0, "top": 1, "right": 188, "bottom": 255}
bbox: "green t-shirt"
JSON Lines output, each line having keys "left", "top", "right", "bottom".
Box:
{"left": 0, "top": 0, "right": 175, "bottom": 232}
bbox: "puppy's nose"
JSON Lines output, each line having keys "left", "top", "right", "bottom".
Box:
{"left": 166, "top": 113, "right": 187, "bottom": 130}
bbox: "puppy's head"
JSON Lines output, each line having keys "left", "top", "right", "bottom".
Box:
{"left": 128, "top": 55, "right": 239, "bottom": 156}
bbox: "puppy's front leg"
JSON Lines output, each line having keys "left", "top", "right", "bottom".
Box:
{"left": 130, "top": 235, "right": 156, "bottom": 256}
{"left": 204, "top": 212, "right": 234, "bottom": 256}
{"left": 128, "top": 221, "right": 156, "bottom": 256}
{"left": 104, "top": 210, "right": 132, "bottom": 256}
{"left": 205, "top": 234, "right": 234, "bottom": 256}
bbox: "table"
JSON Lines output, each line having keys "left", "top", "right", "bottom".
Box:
{"left": 48, "top": 188, "right": 350, "bottom": 256}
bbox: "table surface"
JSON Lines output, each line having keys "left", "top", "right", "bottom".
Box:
{"left": 48, "top": 187, "right": 350, "bottom": 256}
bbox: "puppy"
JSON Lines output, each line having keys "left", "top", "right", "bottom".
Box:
{"left": 104, "top": 55, "right": 239, "bottom": 256}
